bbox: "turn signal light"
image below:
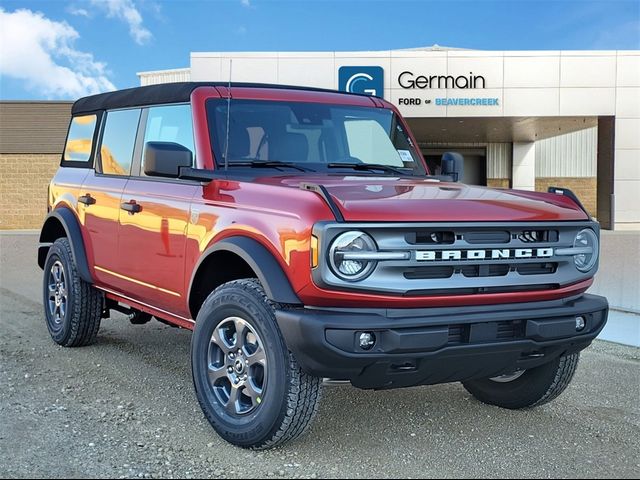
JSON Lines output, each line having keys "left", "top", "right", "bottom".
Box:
{"left": 311, "top": 235, "right": 319, "bottom": 268}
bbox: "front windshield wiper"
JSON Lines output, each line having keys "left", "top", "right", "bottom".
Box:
{"left": 327, "top": 162, "right": 410, "bottom": 176}
{"left": 228, "top": 160, "right": 315, "bottom": 172}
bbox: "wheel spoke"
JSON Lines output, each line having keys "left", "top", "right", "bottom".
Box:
{"left": 247, "top": 347, "right": 266, "bottom": 367}
{"left": 226, "top": 385, "right": 240, "bottom": 414}
{"left": 244, "top": 379, "right": 263, "bottom": 407}
{"left": 59, "top": 300, "right": 66, "bottom": 318}
{"left": 210, "top": 328, "right": 232, "bottom": 354}
{"left": 207, "top": 364, "right": 227, "bottom": 383}
{"left": 53, "top": 264, "right": 61, "bottom": 283}
{"left": 234, "top": 319, "right": 247, "bottom": 348}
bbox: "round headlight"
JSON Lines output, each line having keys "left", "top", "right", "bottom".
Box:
{"left": 573, "top": 228, "right": 598, "bottom": 272}
{"left": 329, "top": 231, "right": 377, "bottom": 281}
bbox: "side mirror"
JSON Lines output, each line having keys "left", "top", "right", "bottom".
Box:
{"left": 144, "top": 141, "right": 193, "bottom": 178}
{"left": 441, "top": 151, "right": 464, "bottom": 183}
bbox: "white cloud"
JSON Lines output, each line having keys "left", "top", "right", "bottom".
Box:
{"left": 67, "top": 6, "right": 91, "bottom": 17}
{"left": 241, "top": 0, "right": 251, "bottom": 7}
{"left": 0, "top": 8, "right": 116, "bottom": 98}
{"left": 89, "top": 0, "right": 152, "bottom": 45}
{"left": 236, "top": 25, "right": 247, "bottom": 35}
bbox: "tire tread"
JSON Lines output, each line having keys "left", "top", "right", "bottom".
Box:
{"left": 46, "top": 238, "right": 102, "bottom": 347}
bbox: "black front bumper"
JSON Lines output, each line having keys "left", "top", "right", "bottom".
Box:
{"left": 275, "top": 294, "right": 608, "bottom": 390}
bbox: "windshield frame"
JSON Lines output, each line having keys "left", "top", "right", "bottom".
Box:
{"left": 205, "top": 98, "right": 428, "bottom": 177}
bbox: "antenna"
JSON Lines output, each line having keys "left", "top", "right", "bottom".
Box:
{"left": 223, "top": 59, "right": 232, "bottom": 171}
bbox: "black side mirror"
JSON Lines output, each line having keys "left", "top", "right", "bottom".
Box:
{"left": 441, "top": 151, "right": 464, "bottom": 183}
{"left": 144, "top": 141, "right": 193, "bottom": 178}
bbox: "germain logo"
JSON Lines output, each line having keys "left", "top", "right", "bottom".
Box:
{"left": 338, "top": 66, "right": 384, "bottom": 96}
{"left": 415, "top": 248, "right": 554, "bottom": 261}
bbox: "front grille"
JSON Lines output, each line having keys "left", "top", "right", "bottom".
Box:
{"left": 314, "top": 221, "right": 596, "bottom": 296}
{"left": 405, "top": 284, "right": 559, "bottom": 296}
{"left": 461, "top": 264, "right": 510, "bottom": 278}
{"left": 465, "top": 230, "right": 511, "bottom": 244}
{"left": 516, "top": 262, "right": 557, "bottom": 275}
{"left": 404, "top": 266, "right": 454, "bottom": 279}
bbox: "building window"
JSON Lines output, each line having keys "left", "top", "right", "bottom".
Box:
{"left": 99, "top": 109, "right": 141, "bottom": 176}
{"left": 63, "top": 114, "right": 97, "bottom": 163}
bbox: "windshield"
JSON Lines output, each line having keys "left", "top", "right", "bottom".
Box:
{"left": 206, "top": 99, "right": 427, "bottom": 176}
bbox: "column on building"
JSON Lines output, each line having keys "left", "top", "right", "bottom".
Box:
{"left": 512, "top": 142, "right": 536, "bottom": 191}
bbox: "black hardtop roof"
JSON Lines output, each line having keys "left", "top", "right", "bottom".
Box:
{"left": 71, "top": 82, "right": 373, "bottom": 115}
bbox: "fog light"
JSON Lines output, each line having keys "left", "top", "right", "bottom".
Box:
{"left": 359, "top": 332, "right": 376, "bottom": 350}
{"left": 576, "top": 316, "right": 586, "bottom": 331}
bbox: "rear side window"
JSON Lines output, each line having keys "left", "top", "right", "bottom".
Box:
{"left": 99, "top": 109, "right": 141, "bottom": 176}
{"left": 63, "top": 114, "right": 97, "bottom": 163}
{"left": 142, "top": 104, "right": 195, "bottom": 171}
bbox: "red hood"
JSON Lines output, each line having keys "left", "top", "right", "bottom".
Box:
{"left": 254, "top": 175, "right": 589, "bottom": 222}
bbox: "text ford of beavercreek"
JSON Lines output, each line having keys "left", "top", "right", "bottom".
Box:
{"left": 38, "top": 82, "right": 608, "bottom": 449}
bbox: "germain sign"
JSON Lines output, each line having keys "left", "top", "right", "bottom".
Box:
{"left": 395, "top": 70, "right": 499, "bottom": 107}
{"left": 398, "top": 71, "right": 486, "bottom": 89}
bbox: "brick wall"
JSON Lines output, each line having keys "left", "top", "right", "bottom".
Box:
{"left": 535, "top": 177, "right": 597, "bottom": 217}
{"left": 487, "top": 178, "right": 510, "bottom": 188}
{"left": 0, "top": 154, "right": 59, "bottom": 229}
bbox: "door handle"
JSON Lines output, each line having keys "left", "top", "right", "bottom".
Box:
{"left": 78, "top": 194, "right": 96, "bottom": 206}
{"left": 121, "top": 200, "right": 142, "bottom": 214}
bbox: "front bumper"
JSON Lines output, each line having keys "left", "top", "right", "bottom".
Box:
{"left": 275, "top": 294, "right": 608, "bottom": 390}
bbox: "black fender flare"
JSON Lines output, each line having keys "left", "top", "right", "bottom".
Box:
{"left": 38, "top": 208, "right": 93, "bottom": 284}
{"left": 188, "top": 236, "right": 302, "bottom": 306}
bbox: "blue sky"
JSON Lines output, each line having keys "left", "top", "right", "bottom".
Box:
{"left": 1, "top": 0, "right": 639, "bottom": 99}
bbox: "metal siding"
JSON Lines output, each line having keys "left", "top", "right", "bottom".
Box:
{"left": 536, "top": 127, "right": 597, "bottom": 177}
{"left": 0, "top": 102, "right": 72, "bottom": 154}
{"left": 138, "top": 68, "right": 191, "bottom": 86}
{"left": 487, "top": 143, "right": 512, "bottom": 179}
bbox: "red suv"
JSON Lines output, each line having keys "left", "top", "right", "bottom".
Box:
{"left": 39, "top": 83, "right": 608, "bottom": 449}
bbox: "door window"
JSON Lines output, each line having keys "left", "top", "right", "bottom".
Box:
{"left": 63, "top": 114, "right": 97, "bottom": 163}
{"left": 100, "top": 109, "right": 141, "bottom": 176}
{"left": 142, "top": 104, "right": 195, "bottom": 172}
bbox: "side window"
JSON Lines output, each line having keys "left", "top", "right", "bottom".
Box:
{"left": 63, "top": 114, "right": 97, "bottom": 163}
{"left": 142, "top": 104, "right": 195, "bottom": 172}
{"left": 99, "top": 109, "right": 141, "bottom": 176}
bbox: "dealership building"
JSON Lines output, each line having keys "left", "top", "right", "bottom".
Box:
{"left": 138, "top": 46, "right": 640, "bottom": 231}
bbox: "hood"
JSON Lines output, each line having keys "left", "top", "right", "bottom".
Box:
{"left": 254, "top": 175, "right": 589, "bottom": 222}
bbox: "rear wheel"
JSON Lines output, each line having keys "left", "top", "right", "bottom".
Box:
{"left": 191, "top": 279, "right": 322, "bottom": 449}
{"left": 462, "top": 353, "right": 580, "bottom": 409}
{"left": 43, "top": 238, "right": 102, "bottom": 347}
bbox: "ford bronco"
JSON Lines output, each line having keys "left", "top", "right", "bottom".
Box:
{"left": 39, "top": 82, "right": 608, "bottom": 449}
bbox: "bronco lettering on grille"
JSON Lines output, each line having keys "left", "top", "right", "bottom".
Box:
{"left": 415, "top": 248, "right": 554, "bottom": 261}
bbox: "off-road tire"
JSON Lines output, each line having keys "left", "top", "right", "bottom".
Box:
{"left": 462, "top": 353, "right": 580, "bottom": 409}
{"left": 191, "top": 278, "right": 322, "bottom": 449}
{"left": 43, "top": 237, "right": 102, "bottom": 347}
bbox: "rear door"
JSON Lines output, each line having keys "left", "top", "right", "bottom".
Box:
{"left": 79, "top": 108, "right": 141, "bottom": 290}
{"left": 117, "top": 104, "right": 198, "bottom": 315}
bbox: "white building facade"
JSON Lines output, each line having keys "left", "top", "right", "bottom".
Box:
{"left": 138, "top": 47, "right": 640, "bottom": 230}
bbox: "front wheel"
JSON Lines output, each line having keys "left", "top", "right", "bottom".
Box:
{"left": 462, "top": 353, "right": 580, "bottom": 409}
{"left": 191, "top": 279, "right": 322, "bottom": 449}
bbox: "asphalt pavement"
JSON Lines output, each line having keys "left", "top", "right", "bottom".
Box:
{"left": 1, "top": 233, "right": 639, "bottom": 479}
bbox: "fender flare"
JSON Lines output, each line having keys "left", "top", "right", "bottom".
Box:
{"left": 38, "top": 208, "right": 93, "bottom": 283}
{"left": 188, "top": 236, "right": 302, "bottom": 306}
